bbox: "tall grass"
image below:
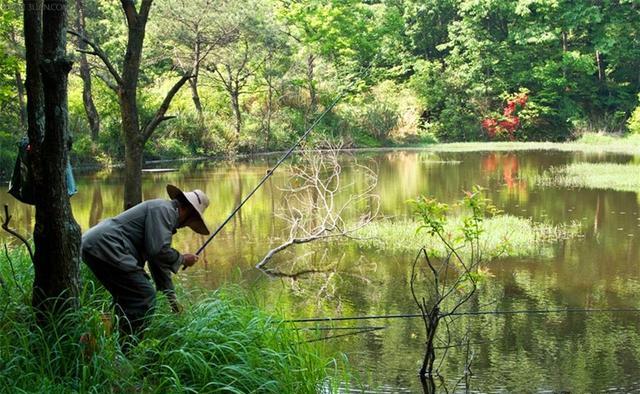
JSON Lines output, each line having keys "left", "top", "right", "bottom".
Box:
{"left": 536, "top": 162, "right": 640, "bottom": 193}
{"left": 0, "top": 247, "right": 340, "bottom": 393}
{"left": 354, "top": 215, "right": 582, "bottom": 259}
{"left": 418, "top": 132, "right": 640, "bottom": 155}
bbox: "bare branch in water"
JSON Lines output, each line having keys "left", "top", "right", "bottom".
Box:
{"left": 255, "top": 141, "right": 379, "bottom": 270}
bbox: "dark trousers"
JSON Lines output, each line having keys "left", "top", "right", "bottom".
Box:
{"left": 83, "top": 252, "right": 156, "bottom": 348}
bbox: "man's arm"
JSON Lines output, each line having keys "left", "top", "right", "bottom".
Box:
{"left": 144, "top": 203, "right": 184, "bottom": 312}
{"left": 148, "top": 260, "right": 181, "bottom": 313}
{"left": 144, "top": 204, "right": 184, "bottom": 273}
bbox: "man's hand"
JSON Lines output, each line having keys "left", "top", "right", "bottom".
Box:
{"left": 182, "top": 253, "right": 199, "bottom": 270}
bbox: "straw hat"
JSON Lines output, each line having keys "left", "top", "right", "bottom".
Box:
{"left": 166, "top": 184, "right": 210, "bottom": 235}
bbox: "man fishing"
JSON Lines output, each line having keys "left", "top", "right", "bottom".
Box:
{"left": 81, "top": 185, "right": 210, "bottom": 347}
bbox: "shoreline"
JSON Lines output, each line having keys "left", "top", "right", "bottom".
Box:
{"left": 36, "top": 134, "right": 640, "bottom": 178}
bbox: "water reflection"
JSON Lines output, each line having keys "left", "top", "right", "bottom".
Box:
{"left": 1, "top": 150, "right": 639, "bottom": 392}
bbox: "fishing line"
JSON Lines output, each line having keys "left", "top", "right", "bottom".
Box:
{"left": 294, "top": 325, "right": 387, "bottom": 331}
{"left": 303, "top": 326, "right": 386, "bottom": 344}
{"left": 286, "top": 307, "right": 640, "bottom": 323}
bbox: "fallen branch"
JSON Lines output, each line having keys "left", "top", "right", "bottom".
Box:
{"left": 258, "top": 267, "right": 333, "bottom": 279}
{"left": 255, "top": 142, "right": 379, "bottom": 272}
{"left": 2, "top": 205, "right": 33, "bottom": 261}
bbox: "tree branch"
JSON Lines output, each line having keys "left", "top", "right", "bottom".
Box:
{"left": 1, "top": 205, "right": 34, "bottom": 262}
{"left": 138, "top": 0, "right": 153, "bottom": 23}
{"left": 94, "top": 72, "right": 119, "bottom": 93}
{"left": 142, "top": 72, "right": 193, "bottom": 141}
{"left": 67, "top": 30, "right": 122, "bottom": 86}
{"left": 120, "top": 0, "right": 138, "bottom": 27}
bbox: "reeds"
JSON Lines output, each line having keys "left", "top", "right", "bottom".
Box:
{"left": 0, "top": 248, "right": 338, "bottom": 393}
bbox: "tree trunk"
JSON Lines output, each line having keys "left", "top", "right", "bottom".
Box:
{"left": 190, "top": 39, "right": 204, "bottom": 121}
{"left": 189, "top": 77, "right": 203, "bottom": 120}
{"left": 595, "top": 50, "right": 605, "bottom": 82}
{"left": 266, "top": 74, "right": 272, "bottom": 150}
{"left": 561, "top": 31, "right": 567, "bottom": 79}
{"left": 24, "top": 0, "right": 82, "bottom": 318}
{"left": 119, "top": 4, "right": 147, "bottom": 209}
{"left": 89, "top": 187, "right": 103, "bottom": 227}
{"left": 265, "top": 51, "right": 273, "bottom": 150}
{"left": 306, "top": 53, "right": 316, "bottom": 117}
{"left": 120, "top": 85, "right": 143, "bottom": 209}
{"left": 123, "top": 136, "right": 143, "bottom": 210}
{"left": 15, "top": 70, "right": 27, "bottom": 129}
{"left": 231, "top": 90, "right": 241, "bottom": 139}
{"left": 75, "top": 0, "right": 100, "bottom": 140}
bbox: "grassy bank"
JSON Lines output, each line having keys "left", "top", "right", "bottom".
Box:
{"left": 417, "top": 133, "right": 640, "bottom": 156}
{"left": 536, "top": 162, "right": 640, "bottom": 193}
{"left": 355, "top": 215, "right": 582, "bottom": 259}
{"left": 0, "top": 248, "right": 341, "bottom": 393}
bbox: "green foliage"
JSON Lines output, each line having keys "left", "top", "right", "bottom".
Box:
{"left": 144, "top": 137, "right": 191, "bottom": 161}
{"left": 3, "top": 0, "right": 638, "bottom": 173}
{"left": 0, "top": 131, "right": 18, "bottom": 178}
{"left": 410, "top": 186, "right": 505, "bottom": 264}
{"left": 0, "top": 249, "right": 340, "bottom": 393}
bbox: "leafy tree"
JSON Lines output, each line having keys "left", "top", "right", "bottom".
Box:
{"left": 151, "top": 0, "right": 238, "bottom": 123}
{"left": 69, "top": 0, "right": 192, "bottom": 208}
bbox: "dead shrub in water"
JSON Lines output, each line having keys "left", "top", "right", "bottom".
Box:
{"left": 256, "top": 141, "right": 379, "bottom": 277}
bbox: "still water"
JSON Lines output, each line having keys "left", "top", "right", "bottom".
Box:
{"left": 2, "top": 149, "right": 640, "bottom": 393}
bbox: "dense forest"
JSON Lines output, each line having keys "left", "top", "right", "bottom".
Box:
{"left": 1, "top": 0, "right": 639, "bottom": 174}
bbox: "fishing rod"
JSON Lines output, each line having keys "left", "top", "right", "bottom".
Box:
{"left": 194, "top": 68, "right": 371, "bottom": 257}
{"left": 286, "top": 307, "right": 640, "bottom": 323}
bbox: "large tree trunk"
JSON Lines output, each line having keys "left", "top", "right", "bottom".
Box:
{"left": 119, "top": 3, "right": 148, "bottom": 209}
{"left": 120, "top": 87, "right": 143, "bottom": 209}
{"left": 75, "top": 0, "right": 100, "bottom": 140}
{"left": 123, "top": 137, "right": 143, "bottom": 209}
{"left": 24, "top": 0, "right": 82, "bottom": 317}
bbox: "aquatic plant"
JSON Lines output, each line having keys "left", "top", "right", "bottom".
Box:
{"left": 536, "top": 162, "right": 640, "bottom": 193}
{"left": 354, "top": 215, "right": 582, "bottom": 259}
{"left": 418, "top": 132, "right": 640, "bottom": 156}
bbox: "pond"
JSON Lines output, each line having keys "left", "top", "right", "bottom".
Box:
{"left": 2, "top": 149, "right": 640, "bottom": 393}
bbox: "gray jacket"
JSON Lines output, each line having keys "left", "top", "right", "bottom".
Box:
{"left": 81, "top": 199, "right": 185, "bottom": 292}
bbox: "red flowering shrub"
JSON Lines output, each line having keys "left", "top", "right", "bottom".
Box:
{"left": 482, "top": 93, "right": 528, "bottom": 140}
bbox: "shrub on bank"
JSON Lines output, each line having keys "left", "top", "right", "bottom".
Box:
{"left": 629, "top": 97, "right": 640, "bottom": 134}
{"left": 0, "top": 248, "right": 338, "bottom": 393}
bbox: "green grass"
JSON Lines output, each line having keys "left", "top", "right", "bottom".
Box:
{"left": 404, "top": 132, "right": 640, "bottom": 156}
{"left": 0, "top": 248, "right": 342, "bottom": 393}
{"left": 355, "top": 215, "right": 582, "bottom": 259}
{"left": 536, "top": 162, "right": 640, "bottom": 192}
